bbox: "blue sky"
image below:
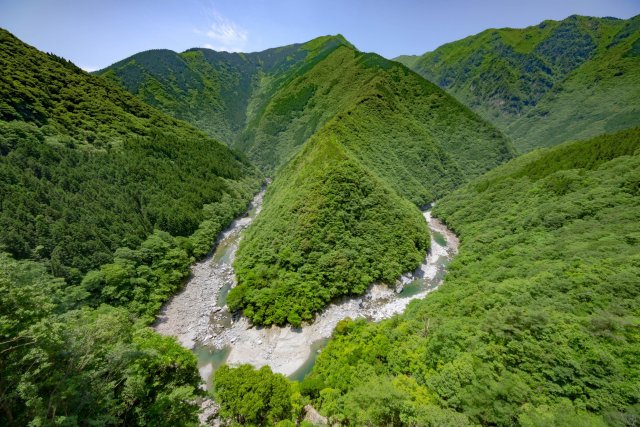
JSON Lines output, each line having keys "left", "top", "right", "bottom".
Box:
{"left": 1, "top": 0, "right": 638, "bottom": 71}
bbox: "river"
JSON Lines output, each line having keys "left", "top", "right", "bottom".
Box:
{"left": 153, "top": 189, "right": 459, "bottom": 387}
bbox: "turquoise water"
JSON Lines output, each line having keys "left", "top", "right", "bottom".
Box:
{"left": 216, "top": 279, "right": 233, "bottom": 307}
{"left": 433, "top": 231, "right": 447, "bottom": 246}
{"left": 195, "top": 345, "right": 230, "bottom": 390}
{"left": 432, "top": 258, "right": 449, "bottom": 286}
{"left": 399, "top": 279, "right": 425, "bottom": 297}
{"left": 288, "top": 338, "right": 329, "bottom": 382}
{"left": 213, "top": 235, "right": 237, "bottom": 307}
{"left": 247, "top": 203, "right": 259, "bottom": 218}
{"left": 212, "top": 236, "right": 234, "bottom": 265}
{"left": 399, "top": 255, "right": 451, "bottom": 298}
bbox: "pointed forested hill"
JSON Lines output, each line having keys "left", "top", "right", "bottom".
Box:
{"left": 230, "top": 134, "right": 431, "bottom": 326}
{"left": 102, "top": 34, "right": 513, "bottom": 324}
{"left": 304, "top": 128, "right": 640, "bottom": 425}
{"left": 236, "top": 43, "right": 513, "bottom": 201}
{"left": 397, "top": 15, "right": 640, "bottom": 152}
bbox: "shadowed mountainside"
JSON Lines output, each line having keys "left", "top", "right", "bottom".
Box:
{"left": 397, "top": 15, "right": 640, "bottom": 152}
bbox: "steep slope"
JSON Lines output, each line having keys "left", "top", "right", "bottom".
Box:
{"left": 98, "top": 48, "right": 237, "bottom": 142}
{"left": 238, "top": 44, "right": 513, "bottom": 196}
{"left": 507, "top": 17, "right": 640, "bottom": 152}
{"left": 1, "top": 256, "right": 204, "bottom": 426}
{"left": 229, "top": 135, "right": 429, "bottom": 326}
{"left": 0, "top": 28, "right": 259, "bottom": 287}
{"left": 101, "top": 34, "right": 513, "bottom": 322}
{"left": 0, "top": 34, "right": 214, "bottom": 148}
{"left": 0, "top": 29, "right": 265, "bottom": 426}
{"left": 227, "top": 43, "right": 512, "bottom": 323}
{"left": 398, "top": 15, "right": 640, "bottom": 152}
{"left": 304, "top": 128, "right": 640, "bottom": 425}
{"left": 97, "top": 36, "right": 352, "bottom": 145}
{"left": 101, "top": 36, "right": 513, "bottom": 192}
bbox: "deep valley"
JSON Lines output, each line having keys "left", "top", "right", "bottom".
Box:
{"left": 1, "top": 8, "right": 639, "bottom": 427}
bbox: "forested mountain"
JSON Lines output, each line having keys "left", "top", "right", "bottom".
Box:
{"left": 4, "top": 9, "right": 638, "bottom": 425}
{"left": 301, "top": 128, "right": 640, "bottom": 425}
{"left": 99, "top": 36, "right": 512, "bottom": 181}
{"left": 0, "top": 28, "right": 259, "bottom": 283}
{"left": 397, "top": 15, "right": 640, "bottom": 152}
{"left": 97, "top": 35, "right": 352, "bottom": 149}
{"left": 0, "top": 29, "right": 260, "bottom": 425}
{"left": 235, "top": 42, "right": 513, "bottom": 198}
{"left": 101, "top": 35, "right": 513, "bottom": 324}
{"left": 229, "top": 135, "right": 430, "bottom": 326}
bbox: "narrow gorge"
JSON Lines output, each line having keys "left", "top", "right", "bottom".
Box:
{"left": 154, "top": 191, "right": 459, "bottom": 387}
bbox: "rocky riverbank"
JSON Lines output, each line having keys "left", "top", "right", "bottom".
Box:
{"left": 153, "top": 189, "right": 265, "bottom": 348}
{"left": 154, "top": 196, "right": 459, "bottom": 380}
{"left": 213, "top": 211, "right": 458, "bottom": 376}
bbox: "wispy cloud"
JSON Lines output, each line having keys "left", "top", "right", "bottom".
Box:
{"left": 195, "top": 9, "right": 248, "bottom": 52}
{"left": 81, "top": 66, "right": 99, "bottom": 73}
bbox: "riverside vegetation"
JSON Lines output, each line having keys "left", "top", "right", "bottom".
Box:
{"left": 299, "top": 128, "right": 640, "bottom": 426}
{"left": 224, "top": 42, "right": 514, "bottom": 324}
{"left": 212, "top": 128, "right": 640, "bottom": 426}
{"left": 1, "top": 14, "right": 639, "bottom": 427}
{"left": 103, "top": 36, "right": 513, "bottom": 325}
{"left": 0, "top": 28, "right": 260, "bottom": 425}
{"left": 228, "top": 136, "right": 430, "bottom": 326}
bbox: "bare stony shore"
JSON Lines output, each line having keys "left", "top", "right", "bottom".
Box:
{"left": 153, "top": 193, "right": 459, "bottom": 379}
{"left": 153, "top": 189, "right": 264, "bottom": 348}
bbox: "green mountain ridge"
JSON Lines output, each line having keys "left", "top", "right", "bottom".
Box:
{"left": 0, "top": 28, "right": 259, "bottom": 283}
{"left": 229, "top": 39, "right": 512, "bottom": 323}
{"left": 100, "top": 34, "right": 513, "bottom": 323}
{"left": 303, "top": 127, "right": 640, "bottom": 425}
{"left": 1, "top": 32, "right": 210, "bottom": 148}
{"left": 396, "top": 14, "right": 640, "bottom": 152}
{"left": 99, "top": 35, "right": 512, "bottom": 184}
{"left": 97, "top": 35, "right": 352, "bottom": 147}
{"left": 236, "top": 43, "right": 513, "bottom": 192}
{"left": 230, "top": 135, "right": 430, "bottom": 326}
{"left": 1, "top": 11, "right": 639, "bottom": 426}
{"left": 0, "top": 28, "right": 265, "bottom": 425}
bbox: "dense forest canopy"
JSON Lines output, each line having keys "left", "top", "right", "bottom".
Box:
{"left": 223, "top": 41, "right": 511, "bottom": 324}
{"left": 397, "top": 15, "right": 640, "bottom": 152}
{"left": 299, "top": 128, "right": 640, "bottom": 425}
{"left": 97, "top": 35, "right": 353, "bottom": 152}
{"left": 0, "top": 28, "right": 260, "bottom": 425}
{"left": 1, "top": 11, "right": 639, "bottom": 426}
{"left": 205, "top": 128, "right": 640, "bottom": 427}
{"left": 229, "top": 135, "right": 430, "bottom": 326}
{"left": 101, "top": 31, "right": 514, "bottom": 324}
{"left": 99, "top": 35, "right": 513, "bottom": 184}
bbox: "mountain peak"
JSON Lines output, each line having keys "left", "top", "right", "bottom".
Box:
{"left": 399, "top": 15, "right": 640, "bottom": 153}
{"left": 303, "top": 34, "right": 356, "bottom": 52}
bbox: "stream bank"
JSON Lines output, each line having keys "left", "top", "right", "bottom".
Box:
{"left": 153, "top": 194, "right": 458, "bottom": 385}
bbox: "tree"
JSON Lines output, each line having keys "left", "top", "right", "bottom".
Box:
{"left": 214, "top": 364, "right": 293, "bottom": 426}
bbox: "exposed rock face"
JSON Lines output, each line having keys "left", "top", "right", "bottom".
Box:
{"left": 304, "top": 404, "right": 328, "bottom": 426}
{"left": 198, "top": 398, "right": 220, "bottom": 426}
